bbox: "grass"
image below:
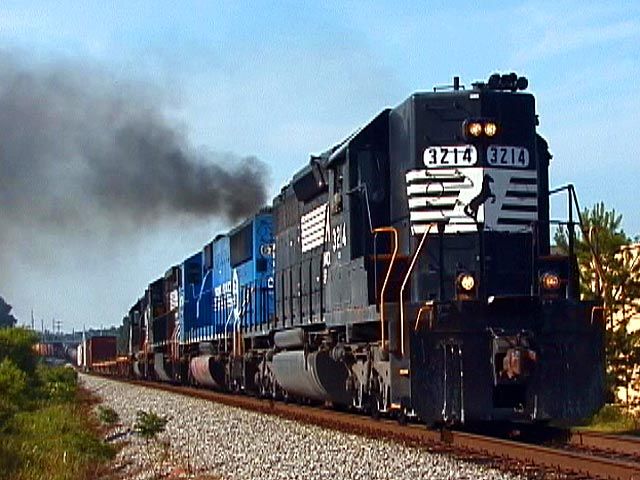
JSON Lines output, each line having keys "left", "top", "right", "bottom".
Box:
{"left": 580, "top": 404, "right": 640, "bottom": 434}
{"left": 0, "top": 367, "right": 116, "bottom": 480}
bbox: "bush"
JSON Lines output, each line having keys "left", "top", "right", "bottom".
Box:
{"left": 0, "top": 403, "right": 116, "bottom": 480}
{"left": 0, "top": 328, "right": 114, "bottom": 479}
{"left": 36, "top": 365, "right": 77, "bottom": 403}
{"left": 97, "top": 406, "right": 120, "bottom": 426}
{"left": 588, "top": 404, "right": 639, "bottom": 433}
{"left": 134, "top": 410, "right": 168, "bottom": 441}
{"left": 0, "top": 328, "right": 39, "bottom": 377}
{"left": 0, "top": 358, "right": 28, "bottom": 424}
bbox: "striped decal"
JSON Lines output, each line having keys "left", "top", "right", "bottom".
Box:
{"left": 406, "top": 168, "right": 481, "bottom": 234}
{"left": 301, "top": 202, "right": 328, "bottom": 253}
{"left": 489, "top": 170, "right": 538, "bottom": 229}
{"left": 405, "top": 167, "right": 539, "bottom": 234}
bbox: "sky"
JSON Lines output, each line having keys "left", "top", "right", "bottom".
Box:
{"left": 0, "top": 0, "right": 639, "bottom": 331}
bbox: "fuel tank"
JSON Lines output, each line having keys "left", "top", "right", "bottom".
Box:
{"left": 154, "top": 352, "right": 171, "bottom": 382}
{"left": 189, "top": 355, "right": 226, "bottom": 388}
{"left": 133, "top": 360, "right": 142, "bottom": 378}
{"left": 271, "top": 350, "right": 351, "bottom": 404}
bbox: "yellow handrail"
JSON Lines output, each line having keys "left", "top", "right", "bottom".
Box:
{"left": 372, "top": 227, "right": 399, "bottom": 352}
{"left": 399, "top": 224, "right": 433, "bottom": 356}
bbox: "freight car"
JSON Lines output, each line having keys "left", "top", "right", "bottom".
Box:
{"left": 78, "top": 336, "right": 118, "bottom": 372}
{"left": 113, "top": 73, "right": 604, "bottom": 425}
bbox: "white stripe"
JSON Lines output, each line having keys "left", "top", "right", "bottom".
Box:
{"left": 407, "top": 184, "right": 430, "bottom": 196}
{"left": 408, "top": 197, "right": 459, "bottom": 208}
{"left": 411, "top": 223, "right": 476, "bottom": 234}
{"left": 302, "top": 237, "right": 324, "bottom": 252}
{"left": 302, "top": 233, "right": 324, "bottom": 246}
{"left": 301, "top": 204, "right": 327, "bottom": 224}
{"left": 405, "top": 170, "right": 430, "bottom": 182}
{"left": 301, "top": 217, "right": 324, "bottom": 231}
{"left": 301, "top": 219, "right": 324, "bottom": 232}
{"left": 302, "top": 226, "right": 325, "bottom": 239}
{"left": 410, "top": 211, "right": 452, "bottom": 222}
{"left": 407, "top": 181, "right": 474, "bottom": 196}
{"left": 302, "top": 221, "right": 325, "bottom": 237}
{"left": 301, "top": 202, "right": 328, "bottom": 253}
{"left": 405, "top": 168, "right": 465, "bottom": 182}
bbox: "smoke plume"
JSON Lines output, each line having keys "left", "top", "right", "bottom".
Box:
{"left": 0, "top": 53, "right": 269, "bottom": 238}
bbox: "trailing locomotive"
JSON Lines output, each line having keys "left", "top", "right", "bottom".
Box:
{"left": 116, "top": 73, "right": 604, "bottom": 425}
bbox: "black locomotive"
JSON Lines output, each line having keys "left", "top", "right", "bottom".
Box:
{"left": 118, "top": 73, "right": 604, "bottom": 425}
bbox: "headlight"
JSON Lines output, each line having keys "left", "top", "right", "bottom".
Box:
{"left": 457, "top": 273, "right": 476, "bottom": 292}
{"left": 467, "top": 122, "right": 482, "bottom": 137}
{"left": 463, "top": 118, "right": 499, "bottom": 140}
{"left": 540, "top": 272, "right": 561, "bottom": 290}
{"left": 484, "top": 122, "right": 498, "bottom": 137}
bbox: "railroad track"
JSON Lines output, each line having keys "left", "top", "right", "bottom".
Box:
{"left": 103, "top": 376, "right": 640, "bottom": 480}
{"left": 568, "top": 431, "right": 640, "bottom": 462}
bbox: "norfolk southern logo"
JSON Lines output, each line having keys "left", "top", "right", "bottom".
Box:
{"left": 464, "top": 174, "right": 496, "bottom": 222}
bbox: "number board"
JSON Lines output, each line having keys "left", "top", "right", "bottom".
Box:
{"left": 423, "top": 145, "right": 477, "bottom": 168}
{"left": 487, "top": 146, "right": 529, "bottom": 168}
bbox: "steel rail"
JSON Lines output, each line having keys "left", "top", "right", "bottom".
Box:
{"left": 569, "top": 431, "right": 640, "bottom": 458}
{"left": 92, "top": 376, "right": 640, "bottom": 480}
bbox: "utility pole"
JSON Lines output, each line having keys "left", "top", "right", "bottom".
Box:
{"left": 54, "top": 319, "right": 62, "bottom": 339}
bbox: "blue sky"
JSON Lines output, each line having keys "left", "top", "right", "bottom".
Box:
{"left": 1, "top": 1, "right": 639, "bottom": 330}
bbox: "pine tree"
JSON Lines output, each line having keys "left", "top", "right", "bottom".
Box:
{"left": 555, "top": 202, "right": 640, "bottom": 406}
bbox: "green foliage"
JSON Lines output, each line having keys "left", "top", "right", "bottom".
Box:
{"left": 555, "top": 201, "right": 640, "bottom": 406}
{"left": 585, "top": 404, "right": 639, "bottom": 433}
{"left": 96, "top": 405, "right": 120, "bottom": 426}
{"left": 134, "top": 410, "right": 171, "bottom": 478}
{"left": 0, "top": 403, "right": 116, "bottom": 480}
{"left": 134, "top": 410, "right": 168, "bottom": 441}
{"left": 0, "top": 358, "right": 28, "bottom": 423}
{"left": 36, "top": 365, "right": 77, "bottom": 403}
{"left": 0, "top": 328, "right": 39, "bottom": 376}
{"left": 554, "top": 202, "right": 631, "bottom": 301}
{"left": 0, "top": 326, "right": 114, "bottom": 479}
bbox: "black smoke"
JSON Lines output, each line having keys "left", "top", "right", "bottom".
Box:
{"left": 0, "top": 296, "right": 18, "bottom": 328}
{"left": 0, "top": 53, "right": 269, "bottom": 237}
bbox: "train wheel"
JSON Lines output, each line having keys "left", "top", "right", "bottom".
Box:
{"left": 397, "top": 408, "right": 407, "bottom": 426}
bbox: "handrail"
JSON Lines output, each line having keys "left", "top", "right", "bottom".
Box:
{"left": 549, "top": 184, "right": 608, "bottom": 299}
{"left": 414, "top": 302, "right": 435, "bottom": 331}
{"left": 399, "top": 224, "right": 433, "bottom": 356}
{"left": 232, "top": 285, "right": 254, "bottom": 357}
{"left": 372, "top": 227, "right": 399, "bottom": 352}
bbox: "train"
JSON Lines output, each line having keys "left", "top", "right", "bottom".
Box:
{"left": 94, "top": 73, "right": 605, "bottom": 425}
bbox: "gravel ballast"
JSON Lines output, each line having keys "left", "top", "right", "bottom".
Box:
{"left": 81, "top": 374, "right": 524, "bottom": 480}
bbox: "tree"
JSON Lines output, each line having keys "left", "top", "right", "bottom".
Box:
{"left": 0, "top": 327, "right": 39, "bottom": 376}
{"left": 555, "top": 202, "right": 640, "bottom": 407}
{"left": 0, "top": 296, "right": 18, "bottom": 328}
{"left": 134, "top": 410, "right": 170, "bottom": 478}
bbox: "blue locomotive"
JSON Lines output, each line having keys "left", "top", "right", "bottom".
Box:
{"left": 125, "top": 74, "right": 604, "bottom": 424}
